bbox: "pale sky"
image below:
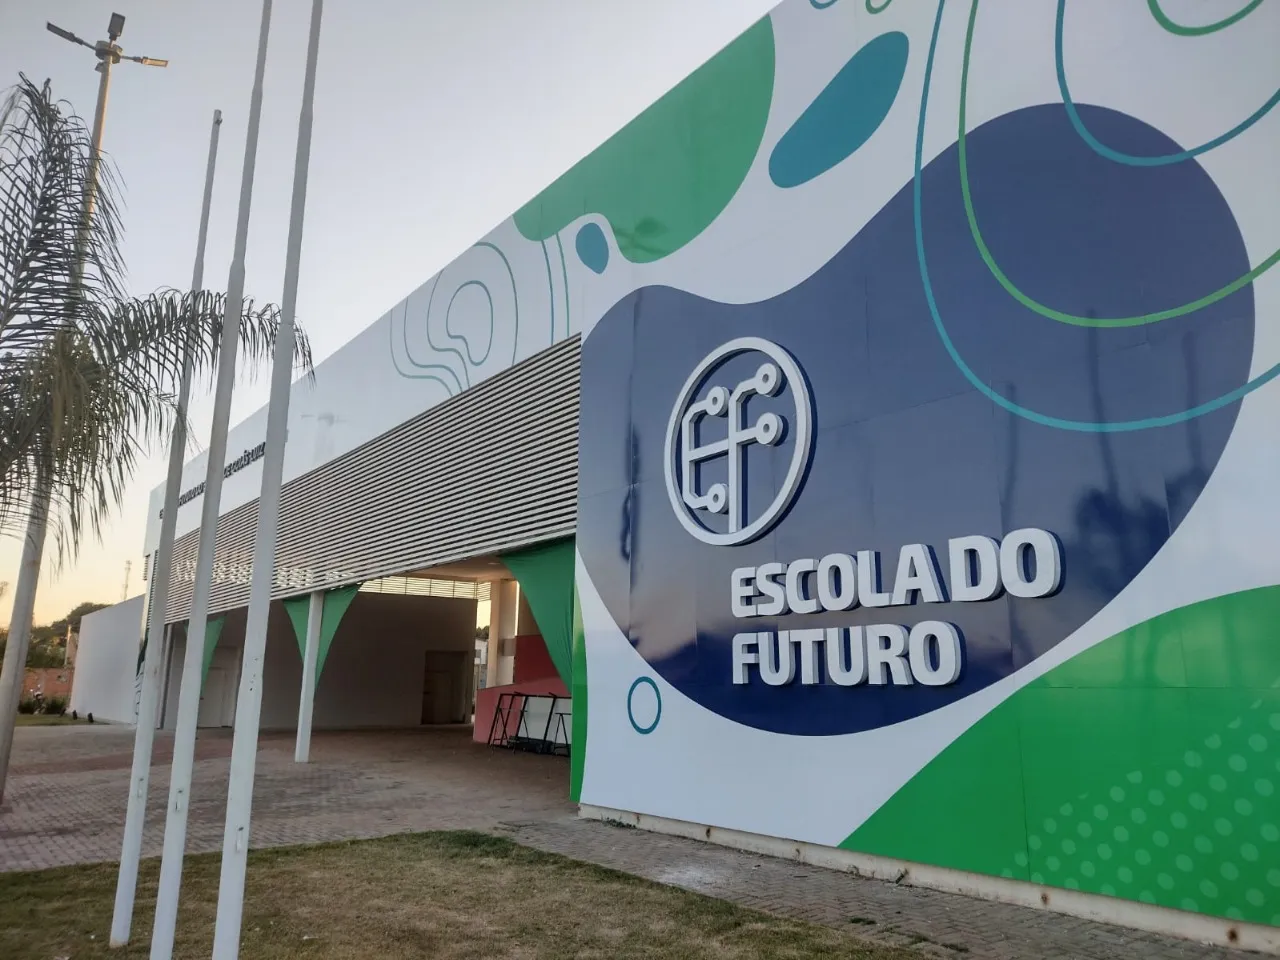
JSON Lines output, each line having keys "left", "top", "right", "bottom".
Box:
{"left": 0, "top": 0, "right": 779, "bottom": 625}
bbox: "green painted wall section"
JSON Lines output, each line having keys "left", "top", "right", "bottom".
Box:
{"left": 501, "top": 538, "right": 577, "bottom": 686}
{"left": 283, "top": 585, "right": 361, "bottom": 684}
{"left": 843, "top": 585, "right": 1280, "bottom": 926}
{"left": 200, "top": 616, "right": 226, "bottom": 688}
{"left": 570, "top": 580, "right": 587, "bottom": 803}
{"left": 513, "top": 18, "right": 775, "bottom": 264}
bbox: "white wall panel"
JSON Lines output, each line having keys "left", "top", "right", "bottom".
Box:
{"left": 70, "top": 596, "right": 146, "bottom": 725}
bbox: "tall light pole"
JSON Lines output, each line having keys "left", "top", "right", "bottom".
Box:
{"left": 46, "top": 13, "right": 168, "bottom": 249}
{"left": 0, "top": 14, "right": 172, "bottom": 808}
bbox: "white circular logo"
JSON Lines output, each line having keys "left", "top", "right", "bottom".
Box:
{"left": 664, "top": 337, "right": 813, "bottom": 547}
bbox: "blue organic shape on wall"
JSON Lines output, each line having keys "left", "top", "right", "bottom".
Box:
{"left": 769, "top": 31, "right": 909, "bottom": 188}
{"left": 579, "top": 104, "right": 1256, "bottom": 736}
{"left": 576, "top": 222, "right": 610, "bottom": 274}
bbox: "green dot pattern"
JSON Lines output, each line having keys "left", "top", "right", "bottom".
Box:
{"left": 844, "top": 586, "right": 1280, "bottom": 929}
{"left": 1016, "top": 695, "right": 1279, "bottom": 922}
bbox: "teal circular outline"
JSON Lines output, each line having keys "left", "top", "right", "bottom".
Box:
{"left": 627, "top": 676, "right": 662, "bottom": 734}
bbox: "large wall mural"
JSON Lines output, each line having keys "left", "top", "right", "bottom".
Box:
{"left": 568, "top": 0, "right": 1280, "bottom": 933}
{"left": 143, "top": 0, "right": 1280, "bottom": 932}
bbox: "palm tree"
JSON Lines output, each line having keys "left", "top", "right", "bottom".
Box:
{"left": 0, "top": 75, "right": 313, "bottom": 795}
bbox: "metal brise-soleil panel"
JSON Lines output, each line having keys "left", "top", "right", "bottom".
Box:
{"left": 161, "top": 336, "right": 581, "bottom": 622}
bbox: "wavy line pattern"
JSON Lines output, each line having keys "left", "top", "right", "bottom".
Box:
{"left": 388, "top": 299, "right": 459, "bottom": 396}
{"left": 421, "top": 274, "right": 471, "bottom": 389}
{"left": 916, "top": 0, "right": 1280, "bottom": 432}
{"left": 475, "top": 241, "right": 520, "bottom": 369}
{"left": 391, "top": 241, "right": 522, "bottom": 391}
{"left": 445, "top": 281, "right": 495, "bottom": 367}
{"left": 957, "top": 0, "right": 1280, "bottom": 328}
{"left": 556, "top": 233, "right": 571, "bottom": 339}
{"left": 1147, "top": 0, "right": 1266, "bottom": 35}
{"left": 1058, "top": 1, "right": 1279, "bottom": 168}
{"left": 539, "top": 239, "right": 557, "bottom": 347}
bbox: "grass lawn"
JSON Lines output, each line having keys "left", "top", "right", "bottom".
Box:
{"left": 14, "top": 714, "right": 85, "bottom": 727}
{"left": 0, "top": 832, "right": 918, "bottom": 960}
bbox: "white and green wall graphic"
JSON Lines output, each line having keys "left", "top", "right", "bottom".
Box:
{"left": 139, "top": 0, "right": 1280, "bottom": 930}
{"left": 564, "top": 0, "right": 1280, "bottom": 933}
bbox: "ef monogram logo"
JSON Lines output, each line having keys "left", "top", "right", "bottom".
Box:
{"left": 664, "top": 337, "right": 813, "bottom": 546}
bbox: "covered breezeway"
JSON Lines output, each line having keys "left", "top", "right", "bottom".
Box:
{"left": 157, "top": 579, "right": 482, "bottom": 737}
{"left": 151, "top": 539, "right": 577, "bottom": 771}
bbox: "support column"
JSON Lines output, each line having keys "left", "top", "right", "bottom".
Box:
{"left": 294, "top": 591, "right": 323, "bottom": 763}
{"left": 487, "top": 579, "right": 517, "bottom": 688}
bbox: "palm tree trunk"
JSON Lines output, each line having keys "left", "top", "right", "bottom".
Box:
{"left": 0, "top": 462, "right": 52, "bottom": 802}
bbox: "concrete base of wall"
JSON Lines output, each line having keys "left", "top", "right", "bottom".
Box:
{"left": 578, "top": 804, "right": 1280, "bottom": 956}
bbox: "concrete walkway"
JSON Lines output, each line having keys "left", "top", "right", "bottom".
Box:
{"left": 0, "top": 725, "right": 1252, "bottom": 959}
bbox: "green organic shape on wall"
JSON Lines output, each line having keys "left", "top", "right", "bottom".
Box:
{"left": 843, "top": 585, "right": 1280, "bottom": 926}
{"left": 501, "top": 538, "right": 576, "bottom": 686}
{"left": 575, "top": 222, "right": 610, "bottom": 274}
{"left": 769, "top": 31, "right": 909, "bottom": 188}
{"left": 514, "top": 18, "right": 775, "bottom": 264}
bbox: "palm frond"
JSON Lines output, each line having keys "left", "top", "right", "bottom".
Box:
{"left": 0, "top": 289, "right": 315, "bottom": 562}
{"left": 0, "top": 74, "right": 125, "bottom": 353}
{"left": 0, "top": 73, "right": 316, "bottom": 562}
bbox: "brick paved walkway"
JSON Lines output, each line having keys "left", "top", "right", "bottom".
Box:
{"left": 505, "top": 820, "right": 1248, "bottom": 960}
{"left": 0, "top": 725, "right": 1260, "bottom": 959}
{"left": 1, "top": 724, "right": 573, "bottom": 872}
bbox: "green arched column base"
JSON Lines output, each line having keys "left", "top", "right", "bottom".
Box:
{"left": 200, "top": 616, "right": 226, "bottom": 687}
{"left": 283, "top": 585, "right": 361, "bottom": 685}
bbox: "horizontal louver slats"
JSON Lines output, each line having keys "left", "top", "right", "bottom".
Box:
{"left": 162, "top": 336, "right": 580, "bottom": 622}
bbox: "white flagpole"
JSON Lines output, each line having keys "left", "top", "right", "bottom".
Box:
{"left": 137, "top": 2, "right": 275, "bottom": 952}
{"left": 145, "top": 106, "right": 230, "bottom": 957}
{"left": 107, "top": 105, "right": 225, "bottom": 948}
{"left": 211, "top": 0, "right": 323, "bottom": 955}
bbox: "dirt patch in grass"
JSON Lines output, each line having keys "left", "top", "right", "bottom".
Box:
{"left": 0, "top": 831, "right": 920, "bottom": 959}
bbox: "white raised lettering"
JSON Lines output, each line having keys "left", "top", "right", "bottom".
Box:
{"left": 732, "top": 633, "right": 760, "bottom": 684}
{"left": 1000, "top": 528, "right": 1062, "bottom": 598}
{"left": 908, "top": 621, "right": 963, "bottom": 686}
{"left": 731, "top": 567, "right": 757, "bottom": 618}
{"left": 785, "top": 558, "right": 820, "bottom": 615}
{"left": 760, "top": 631, "right": 796, "bottom": 685}
{"left": 866, "top": 624, "right": 912, "bottom": 685}
{"left": 948, "top": 535, "right": 1003, "bottom": 602}
{"left": 755, "top": 562, "right": 787, "bottom": 616}
{"left": 891, "top": 543, "right": 946, "bottom": 605}
{"left": 791, "top": 628, "right": 824, "bottom": 684}
{"left": 856, "top": 550, "right": 893, "bottom": 607}
{"left": 825, "top": 626, "right": 866, "bottom": 686}
{"left": 817, "top": 553, "right": 858, "bottom": 611}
